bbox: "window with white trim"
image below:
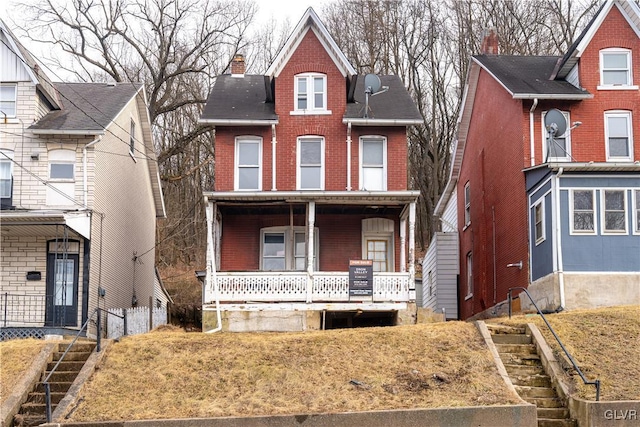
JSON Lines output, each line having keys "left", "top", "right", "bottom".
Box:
{"left": 235, "top": 137, "right": 262, "bottom": 191}
{"left": 571, "top": 189, "right": 595, "bottom": 234}
{"left": 0, "top": 84, "right": 17, "bottom": 118}
{"left": 0, "top": 149, "right": 14, "bottom": 207}
{"left": 466, "top": 252, "right": 473, "bottom": 299}
{"left": 260, "top": 226, "right": 318, "bottom": 271}
{"left": 534, "top": 200, "right": 545, "bottom": 244}
{"left": 602, "top": 189, "right": 627, "bottom": 234}
{"left": 634, "top": 189, "right": 640, "bottom": 234}
{"left": 47, "top": 149, "right": 76, "bottom": 206}
{"left": 542, "top": 110, "right": 571, "bottom": 161}
{"left": 129, "top": 119, "right": 136, "bottom": 156}
{"left": 605, "top": 111, "right": 633, "bottom": 161}
{"left": 599, "top": 48, "right": 633, "bottom": 87}
{"left": 464, "top": 182, "right": 471, "bottom": 226}
{"left": 360, "top": 136, "right": 387, "bottom": 191}
{"left": 294, "top": 73, "right": 327, "bottom": 112}
{"left": 297, "top": 136, "right": 324, "bottom": 190}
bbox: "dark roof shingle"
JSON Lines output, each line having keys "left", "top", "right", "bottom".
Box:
{"left": 200, "top": 75, "right": 277, "bottom": 123}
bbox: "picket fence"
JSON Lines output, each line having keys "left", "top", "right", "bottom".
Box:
{"left": 107, "top": 306, "right": 168, "bottom": 339}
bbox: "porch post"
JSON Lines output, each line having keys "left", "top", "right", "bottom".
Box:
{"left": 400, "top": 216, "right": 407, "bottom": 273}
{"left": 306, "top": 201, "right": 316, "bottom": 303}
{"left": 204, "top": 198, "right": 222, "bottom": 331}
{"left": 408, "top": 201, "right": 416, "bottom": 284}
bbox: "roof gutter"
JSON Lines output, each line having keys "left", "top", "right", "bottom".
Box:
{"left": 343, "top": 118, "right": 423, "bottom": 126}
{"left": 26, "top": 129, "right": 106, "bottom": 135}
{"left": 513, "top": 93, "right": 593, "bottom": 100}
{"left": 198, "top": 119, "right": 279, "bottom": 126}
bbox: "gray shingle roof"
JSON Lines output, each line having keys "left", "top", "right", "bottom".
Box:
{"left": 344, "top": 75, "right": 422, "bottom": 123}
{"left": 199, "top": 75, "right": 277, "bottom": 124}
{"left": 28, "top": 82, "right": 142, "bottom": 133}
{"left": 474, "top": 55, "right": 591, "bottom": 99}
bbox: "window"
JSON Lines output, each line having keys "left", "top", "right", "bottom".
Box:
{"left": 605, "top": 111, "right": 633, "bottom": 161}
{"left": 47, "top": 149, "right": 76, "bottom": 206}
{"left": 235, "top": 137, "right": 262, "bottom": 191}
{"left": 427, "top": 270, "right": 433, "bottom": 297}
{"left": 543, "top": 110, "right": 571, "bottom": 161}
{"left": 129, "top": 119, "right": 136, "bottom": 156}
{"left": 464, "top": 182, "right": 471, "bottom": 226}
{"left": 0, "top": 149, "right": 13, "bottom": 207}
{"left": 297, "top": 136, "right": 324, "bottom": 190}
{"left": 466, "top": 252, "right": 473, "bottom": 299}
{"left": 571, "top": 189, "right": 595, "bottom": 234}
{"left": 602, "top": 190, "right": 627, "bottom": 234}
{"left": 634, "top": 190, "right": 640, "bottom": 234}
{"left": 599, "top": 48, "right": 634, "bottom": 88}
{"left": 260, "top": 227, "right": 318, "bottom": 271}
{"left": 366, "top": 240, "right": 388, "bottom": 272}
{"left": 360, "top": 136, "right": 387, "bottom": 191}
{"left": 534, "top": 200, "right": 545, "bottom": 244}
{"left": 294, "top": 73, "right": 328, "bottom": 113}
{"left": 0, "top": 84, "right": 17, "bottom": 118}
{"left": 362, "top": 218, "right": 394, "bottom": 272}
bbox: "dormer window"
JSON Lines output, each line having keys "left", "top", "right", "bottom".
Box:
{"left": 292, "top": 73, "right": 330, "bottom": 115}
{"left": 599, "top": 48, "right": 636, "bottom": 89}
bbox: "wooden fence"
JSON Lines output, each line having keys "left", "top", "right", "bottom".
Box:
{"left": 107, "top": 305, "right": 168, "bottom": 339}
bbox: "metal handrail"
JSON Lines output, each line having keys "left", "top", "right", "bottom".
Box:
{"left": 43, "top": 307, "right": 126, "bottom": 422}
{"left": 508, "top": 287, "right": 600, "bottom": 401}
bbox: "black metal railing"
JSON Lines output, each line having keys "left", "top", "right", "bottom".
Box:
{"left": 43, "top": 308, "right": 126, "bottom": 422}
{"left": 508, "top": 287, "right": 601, "bottom": 401}
{"left": 1, "top": 293, "right": 48, "bottom": 326}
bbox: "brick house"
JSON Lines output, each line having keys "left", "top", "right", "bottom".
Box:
{"left": 198, "top": 8, "right": 422, "bottom": 332}
{"left": 0, "top": 20, "right": 167, "bottom": 339}
{"left": 432, "top": 0, "right": 640, "bottom": 320}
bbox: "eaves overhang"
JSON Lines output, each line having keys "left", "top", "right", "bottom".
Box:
{"left": 524, "top": 162, "right": 640, "bottom": 173}
{"left": 512, "top": 93, "right": 593, "bottom": 100}
{"left": 198, "top": 119, "right": 279, "bottom": 126}
{"left": 203, "top": 190, "right": 420, "bottom": 205}
{"left": 25, "top": 129, "right": 106, "bottom": 136}
{"left": 343, "top": 118, "right": 423, "bottom": 126}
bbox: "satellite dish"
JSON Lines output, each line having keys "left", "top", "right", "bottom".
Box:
{"left": 364, "top": 73, "right": 382, "bottom": 94}
{"left": 544, "top": 109, "right": 567, "bottom": 137}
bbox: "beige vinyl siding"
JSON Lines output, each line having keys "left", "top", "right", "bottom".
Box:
{"left": 90, "top": 92, "right": 158, "bottom": 314}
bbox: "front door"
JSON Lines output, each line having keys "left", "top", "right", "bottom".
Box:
{"left": 365, "top": 239, "right": 389, "bottom": 272}
{"left": 45, "top": 253, "right": 79, "bottom": 326}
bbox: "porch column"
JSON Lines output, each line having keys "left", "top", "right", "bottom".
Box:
{"left": 400, "top": 216, "right": 407, "bottom": 273}
{"left": 408, "top": 201, "right": 416, "bottom": 283}
{"left": 204, "top": 198, "right": 218, "bottom": 303}
{"left": 306, "top": 201, "right": 316, "bottom": 303}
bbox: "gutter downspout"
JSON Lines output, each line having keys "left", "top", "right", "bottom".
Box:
{"left": 204, "top": 197, "right": 222, "bottom": 333}
{"left": 554, "top": 167, "right": 566, "bottom": 311}
{"left": 83, "top": 135, "right": 102, "bottom": 209}
{"left": 346, "top": 122, "right": 352, "bottom": 191}
{"left": 529, "top": 98, "right": 538, "bottom": 167}
{"left": 271, "top": 124, "right": 277, "bottom": 191}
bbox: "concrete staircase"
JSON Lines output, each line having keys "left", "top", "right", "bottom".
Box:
{"left": 488, "top": 324, "right": 576, "bottom": 427}
{"left": 13, "top": 341, "right": 95, "bottom": 427}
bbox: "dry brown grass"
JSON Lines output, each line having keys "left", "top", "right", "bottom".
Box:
{"left": 489, "top": 305, "right": 640, "bottom": 401}
{"left": 0, "top": 338, "right": 47, "bottom": 404}
{"left": 68, "top": 322, "right": 520, "bottom": 421}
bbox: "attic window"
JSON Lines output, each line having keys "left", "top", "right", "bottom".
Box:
{"left": 599, "top": 48, "right": 636, "bottom": 89}
{"left": 0, "top": 84, "right": 17, "bottom": 118}
{"left": 292, "top": 73, "right": 330, "bottom": 115}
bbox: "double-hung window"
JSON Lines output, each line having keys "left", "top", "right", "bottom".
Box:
{"left": 464, "top": 182, "right": 471, "bottom": 226}
{"left": 465, "top": 252, "right": 473, "bottom": 299}
{"left": 0, "top": 149, "right": 14, "bottom": 207}
{"left": 599, "top": 48, "right": 635, "bottom": 88}
{"left": 571, "top": 189, "right": 595, "bottom": 234}
{"left": 297, "top": 136, "right": 324, "bottom": 190}
{"left": 260, "top": 227, "right": 318, "bottom": 271}
{"left": 47, "top": 149, "right": 76, "bottom": 206}
{"left": 235, "top": 137, "right": 262, "bottom": 191}
{"left": 602, "top": 190, "right": 627, "bottom": 234}
{"left": 533, "top": 200, "right": 545, "bottom": 244}
{"left": 634, "top": 189, "right": 640, "bottom": 234}
{"left": 542, "top": 110, "right": 571, "bottom": 161}
{"left": 360, "top": 136, "right": 387, "bottom": 191}
{"left": 605, "top": 111, "right": 633, "bottom": 161}
{"left": 129, "top": 119, "right": 136, "bottom": 157}
{"left": 0, "top": 84, "right": 17, "bottom": 118}
{"left": 294, "top": 73, "right": 328, "bottom": 113}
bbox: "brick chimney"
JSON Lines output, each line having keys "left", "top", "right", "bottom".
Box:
{"left": 481, "top": 28, "right": 499, "bottom": 55}
{"left": 231, "top": 54, "right": 245, "bottom": 76}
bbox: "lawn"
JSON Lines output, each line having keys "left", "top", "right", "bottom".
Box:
{"left": 0, "top": 338, "right": 47, "bottom": 404}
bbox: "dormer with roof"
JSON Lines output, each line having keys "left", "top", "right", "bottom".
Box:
{"left": 0, "top": 20, "right": 168, "bottom": 338}
{"left": 198, "top": 8, "right": 423, "bottom": 332}
{"left": 429, "top": 0, "right": 640, "bottom": 321}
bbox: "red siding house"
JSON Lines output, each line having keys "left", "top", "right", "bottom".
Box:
{"left": 436, "top": 0, "right": 640, "bottom": 320}
{"left": 198, "top": 8, "right": 423, "bottom": 331}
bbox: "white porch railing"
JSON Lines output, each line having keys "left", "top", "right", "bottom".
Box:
{"left": 208, "top": 272, "right": 411, "bottom": 303}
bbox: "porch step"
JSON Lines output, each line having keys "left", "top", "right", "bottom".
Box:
{"left": 13, "top": 341, "right": 95, "bottom": 427}
{"left": 488, "top": 323, "right": 576, "bottom": 427}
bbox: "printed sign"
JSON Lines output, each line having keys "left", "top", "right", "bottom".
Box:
{"left": 349, "top": 259, "right": 373, "bottom": 299}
